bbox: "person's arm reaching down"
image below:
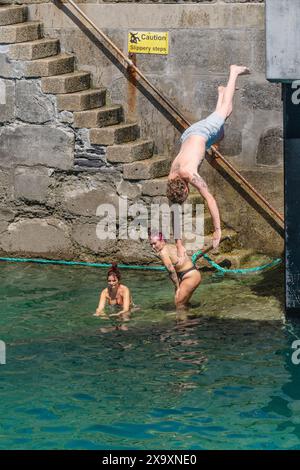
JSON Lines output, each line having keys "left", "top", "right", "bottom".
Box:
{"left": 190, "top": 173, "right": 222, "bottom": 249}
{"left": 94, "top": 289, "right": 107, "bottom": 316}
{"left": 175, "top": 239, "right": 187, "bottom": 264}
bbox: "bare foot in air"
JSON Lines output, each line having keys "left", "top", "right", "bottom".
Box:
{"left": 230, "top": 65, "right": 250, "bottom": 76}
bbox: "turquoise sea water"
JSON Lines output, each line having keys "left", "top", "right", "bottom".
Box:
{"left": 0, "top": 262, "right": 300, "bottom": 450}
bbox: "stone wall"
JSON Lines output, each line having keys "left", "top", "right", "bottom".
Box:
{"left": 0, "top": 1, "right": 284, "bottom": 260}
{"left": 21, "top": 1, "right": 282, "bottom": 161}
{"left": 0, "top": 1, "right": 267, "bottom": 4}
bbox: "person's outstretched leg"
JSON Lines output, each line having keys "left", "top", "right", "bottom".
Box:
{"left": 216, "top": 65, "right": 250, "bottom": 120}
{"left": 216, "top": 85, "right": 226, "bottom": 112}
{"left": 214, "top": 86, "right": 226, "bottom": 147}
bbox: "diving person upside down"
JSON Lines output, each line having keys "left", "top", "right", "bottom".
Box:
{"left": 166, "top": 65, "right": 250, "bottom": 257}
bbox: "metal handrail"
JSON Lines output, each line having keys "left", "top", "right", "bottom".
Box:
{"left": 59, "top": 0, "right": 284, "bottom": 228}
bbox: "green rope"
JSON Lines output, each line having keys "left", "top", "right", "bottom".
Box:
{"left": 0, "top": 252, "right": 282, "bottom": 275}
{"left": 191, "top": 250, "right": 282, "bottom": 274}
{"left": 0, "top": 257, "right": 165, "bottom": 271}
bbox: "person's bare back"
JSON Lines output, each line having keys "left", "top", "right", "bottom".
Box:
{"left": 169, "top": 135, "right": 207, "bottom": 180}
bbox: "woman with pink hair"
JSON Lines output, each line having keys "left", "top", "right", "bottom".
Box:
{"left": 149, "top": 232, "right": 201, "bottom": 311}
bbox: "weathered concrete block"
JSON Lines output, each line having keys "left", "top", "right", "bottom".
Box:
{"left": 107, "top": 140, "right": 154, "bottom": 163}
{"left": 56, "top": 88, "right": 106, "bottom": 112}
{"left": 63, "top": 184, "right": 119, "bottom": 217}
{"left": 0, "top": 47, "right": 24, "bottom": 78}
{"left": 0, "top": 125, "right": 74, "bottom": 170}
{"left": 14, "top": 166, "right": 51, "bottom": 202}
{"left": 256, "top": 127, "right": 283, "bottom": 166}
{"left": 0, "top": 218, "right": 72, "bottom": 257}
{"left": 241, "top": 82, "right": 282, "bottom": 111}
{"left": 0, "top": 219, "right": 8, "bottom": 235}
{"left": 23, "top": 53, "right": 75, "bottom": 78}
{"left": 58, "top": 110, "right": 73, "bottom": 124}
{"left": 0, "top": 206, "right": 15, "bottom": 238}
{"left": 219, "top": 127, "right": 243, "bottom": 157}
{"left": 0, "top": 21, "right": 42, "bottom": 44}
{"left": 170, "top": 30, "right": 216, "bottom": 72}
{"left": 16, "top": 79, "right": 55, "bottom": 123}
{"left": 72, "top": 223, "right": 117, "bottom": 256}
{"left": 0, "top": 5, "right": 27, "bottom": 26}
{"left": 116, "top": 180, "right": 141, "bottom": 200}
{"left": 0, "top": 79, "right": 15, "bottom": 122}
{"left": 123, "top": 156, "right": 171, "bottom": 180}
{"left": 0, "top": 206, "right": 15, "bottom": 223}
{"left": 141, "top": 177, "right": 168, "bottom": 196}
{"left": 116, "top": 239, "right": 155, "bottom": 264}
{"left": 171, "top": 29, "right": 252, "bottom": 74}
{"left": 251, "top": 29, "right": 265, "bottom": 74}
{"left": 90, "top": 123, "right": 139, "bottom": 145}
{"left": 214, "top": 29, "right": 257, "bottom": 72}
{"left": 73, "top": 105, "right": 123, "bottom": 128}
{"left": 0, "top": 169, "right": 11, "bottom": 201}
{"left": 41, "top": 71, "right": 91, "bottom": 94}
{"left": 8, "top": 38, "right": 59, "bottom": 60}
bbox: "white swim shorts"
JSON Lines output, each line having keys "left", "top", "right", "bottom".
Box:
{"left": 180, "top": 112, "right": 225, "bottom": 149}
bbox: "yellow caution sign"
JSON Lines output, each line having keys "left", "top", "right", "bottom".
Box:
{"left": 128, "top": 31, "right": 168, "bottom": 55}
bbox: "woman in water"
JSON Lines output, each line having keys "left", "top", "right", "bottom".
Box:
{"left": 149, "top": 232, "right": 201, "bottom": 310}
{"left": 94, "top": 264, "right": 132, "bottom": 321}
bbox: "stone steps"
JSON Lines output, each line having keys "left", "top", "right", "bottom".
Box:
{"left": 106, "top": 139, "right": 154, "bottom": 163}
{"left": 41, "top": 71, "right": 91, "bottom": 94}
{"left": 0, "top": 4, "right": 260, "bottom": 265}
{"left": 183, "top": 228, "right": 239, "bottom": 254}
{"left": 8, "top": 38, "right": 60, "bottom": 60}
{"left": 212, "top": 248, "right": 256, "bottom": 270}
{"left": 73, "top": 104, "right": 123, "bottom": 128}
{"left": 0, "top": 5, "right": 27, "bottom": 26}
{"left": 0, "top": 21, "right": 43, "bottom": 44}
{"left": 204, "top": 229, "right": 240, "bottom": 253}
{"left": 90, "top": 123, "right": 140, "bottom": 145}
{"left": 123, "top": 156, "right": 171, "bottom": 180}
{"left": 56, "top": 88, "right": 107, "bottom": 111}
{"left": 23, "top": 53, "right": 75, "bottom": 77}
